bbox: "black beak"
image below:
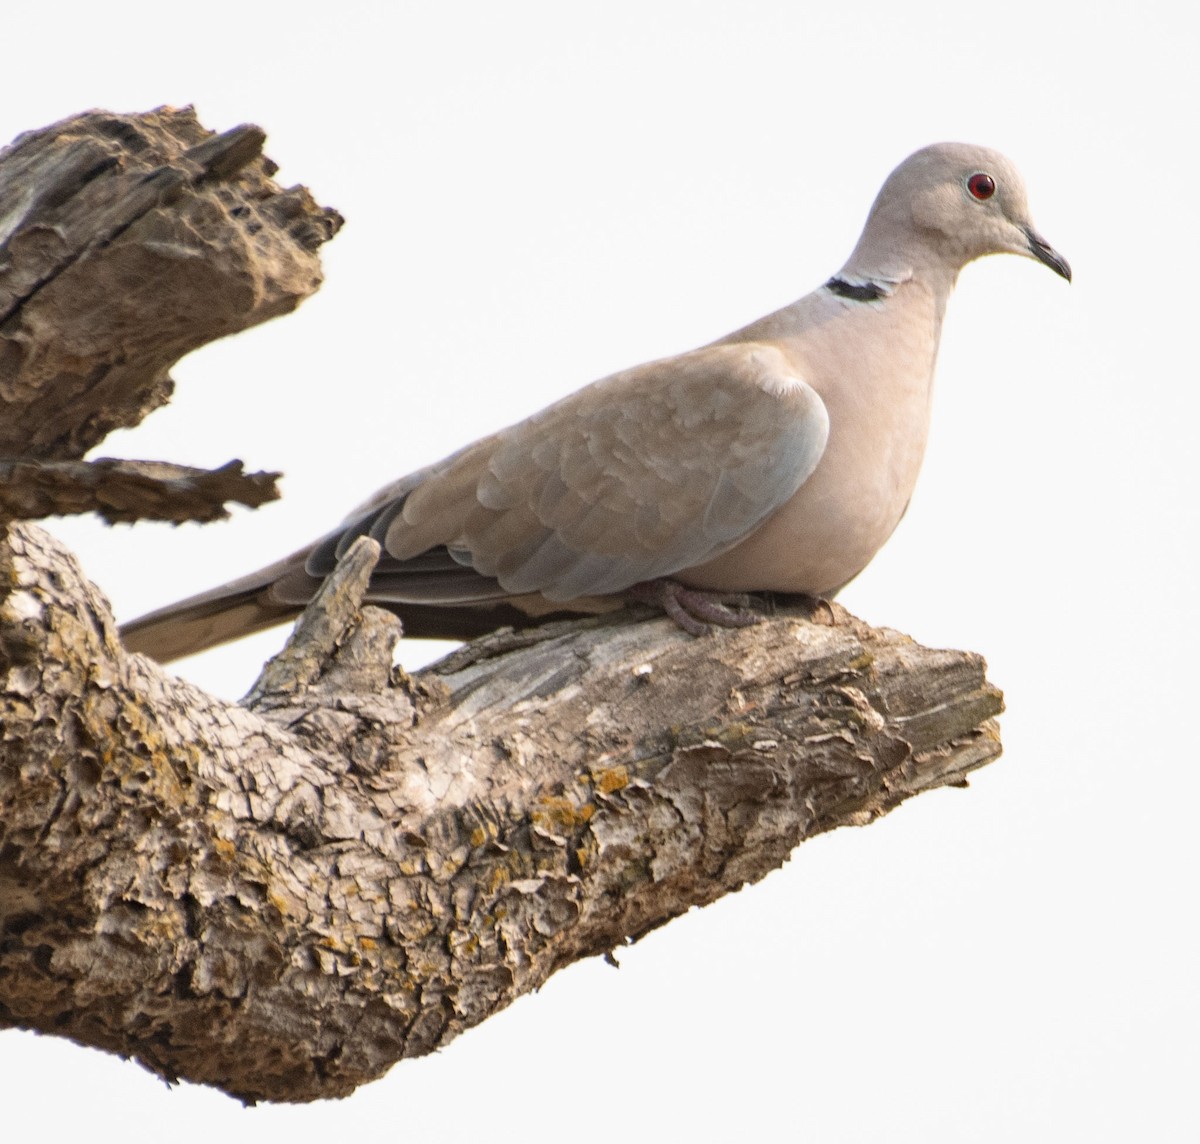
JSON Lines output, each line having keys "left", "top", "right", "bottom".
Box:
{"left": 1024, "top": 227, "right": 1072, "bottom": 281}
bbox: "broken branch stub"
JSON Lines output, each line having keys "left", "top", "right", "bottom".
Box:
{"left": 0, "top": 107, "right": 343, "bottom": 460}
{"left": 0, "top": 457, "right": 281, "bottom": 524}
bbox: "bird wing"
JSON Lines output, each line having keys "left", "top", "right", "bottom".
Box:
{"left": 307, "top": 341, "right": 829, "bottom": 604}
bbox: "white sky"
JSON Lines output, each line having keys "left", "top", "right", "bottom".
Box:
{"left": 3, "top": 1, "right": 1197, "bottom": 1140}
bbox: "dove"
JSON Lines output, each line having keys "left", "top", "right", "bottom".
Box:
{"left": 121, "top": 142, "right": 1070, "bottom": 663}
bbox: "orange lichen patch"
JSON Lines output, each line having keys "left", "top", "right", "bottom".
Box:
{"left": 532, "top": 794, "right": 582, "bottom": 832}
{"left": 316, "top": 938, "right": 362, "bottom": 968}
{"left": 266, "top": 888, "right": 292, "bottom": 917}
{"left": 85, "top": 691, "right": 192, "bottom": 802}
{"left": 470, "top": 826, "right": 487, "bottom": 848}
{"left": 487, "top": 867, "right": 511, "bottom": 894}
{"left": 445, "top": 927, "right": 481, "bottom": 961}
{"left": 595, "top": 766, "right": 629, "bottom": 794}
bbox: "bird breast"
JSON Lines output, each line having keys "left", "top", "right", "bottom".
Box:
{"left": 682, "top": 280, "right": 946, "bottom": 595}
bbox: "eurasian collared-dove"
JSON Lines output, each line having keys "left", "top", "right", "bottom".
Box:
{"left": 122, "top": 142, "right": 1070, "bottom": 662}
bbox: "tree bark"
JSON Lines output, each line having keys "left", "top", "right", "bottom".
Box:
{"left": 0, "top": 457, "right": 280, "bottom": 524}
{"left": 0, "top": 109, "right": 1004, "bottom": 1104}
{"left": 0, "top": 105, "right": 341, "bottom": 462}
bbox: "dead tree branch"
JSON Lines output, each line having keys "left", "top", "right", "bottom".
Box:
{"left": 0, "top": 106, "right": 341, "bottom": 460}
{"left": 0, "top": 457, "right": 280, "bottom": 524}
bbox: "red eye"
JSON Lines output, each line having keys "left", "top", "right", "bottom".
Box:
{"left": 967, "top": 172, "right": 996, "bottom": 200}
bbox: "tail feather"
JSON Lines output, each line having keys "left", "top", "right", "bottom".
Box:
{"left": 118, "top": 509, "right": 627, "bottom": 662}
{"left": 120, "top": 579, "right": 609, "bottom": 662}
{"left": 120, "top": 590, "right": 302, "bottom": 663}
{"left": 119, "top": 550, "right": 315, "bottom": 663}
{"left": 118, "top": 549, "right": 624, "bottom": 663}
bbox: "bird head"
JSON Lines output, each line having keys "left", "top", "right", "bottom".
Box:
{"left": 856, "top": 142, "right": 1071, "bottom": 282}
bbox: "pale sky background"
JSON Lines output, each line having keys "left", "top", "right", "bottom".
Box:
{"left": 3, "top": 1, "right": 1197, "bottom": 1140}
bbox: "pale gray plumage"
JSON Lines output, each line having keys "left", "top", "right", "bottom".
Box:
{"left": 121, "top": 142, "right": 1070, "bottom": 662}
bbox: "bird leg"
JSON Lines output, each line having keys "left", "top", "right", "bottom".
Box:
{"left": 626, "top": 579, "right": 763, "bottom": 636}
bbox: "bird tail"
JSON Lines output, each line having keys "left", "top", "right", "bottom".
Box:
{"left": 119, "top": 553, "right": 314, "bottom": 663}
{"left": 119, "top": 535, "right": 627, "bottom": 663}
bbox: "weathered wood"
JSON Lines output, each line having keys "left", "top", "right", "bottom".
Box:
{"left": 0, "top": 457, "right": 280, "bottom": 524}
{"left": 0, "top": 522, "right": 1002, "bottom": 1102}
{"left": 0, "top": 107, "right": 341, "bottom": 460}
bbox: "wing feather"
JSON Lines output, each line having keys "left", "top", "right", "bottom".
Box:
{"left": 370, "top": 341, "right": 829, "bottom": 601}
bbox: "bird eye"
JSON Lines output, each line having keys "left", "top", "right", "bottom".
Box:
{"left": 967, "top": 172, "right": 996, "bottom": 201}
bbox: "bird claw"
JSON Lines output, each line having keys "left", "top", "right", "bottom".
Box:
{"left": 627, "top": 579, "right": 763, "bottom": 635}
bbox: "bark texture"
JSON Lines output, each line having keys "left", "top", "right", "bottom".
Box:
{"left": 0, "top": 106, "right": 341, "bottom": 461}
{"left": 0, "top": 108, "right": 1005, "bottom": 1104}
{"left": 0, "top": 457, "right": 280, "bottom": 524}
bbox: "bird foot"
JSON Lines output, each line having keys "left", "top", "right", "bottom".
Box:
{"left": 626, "top": 579, "right": 763, "bottom": 636}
